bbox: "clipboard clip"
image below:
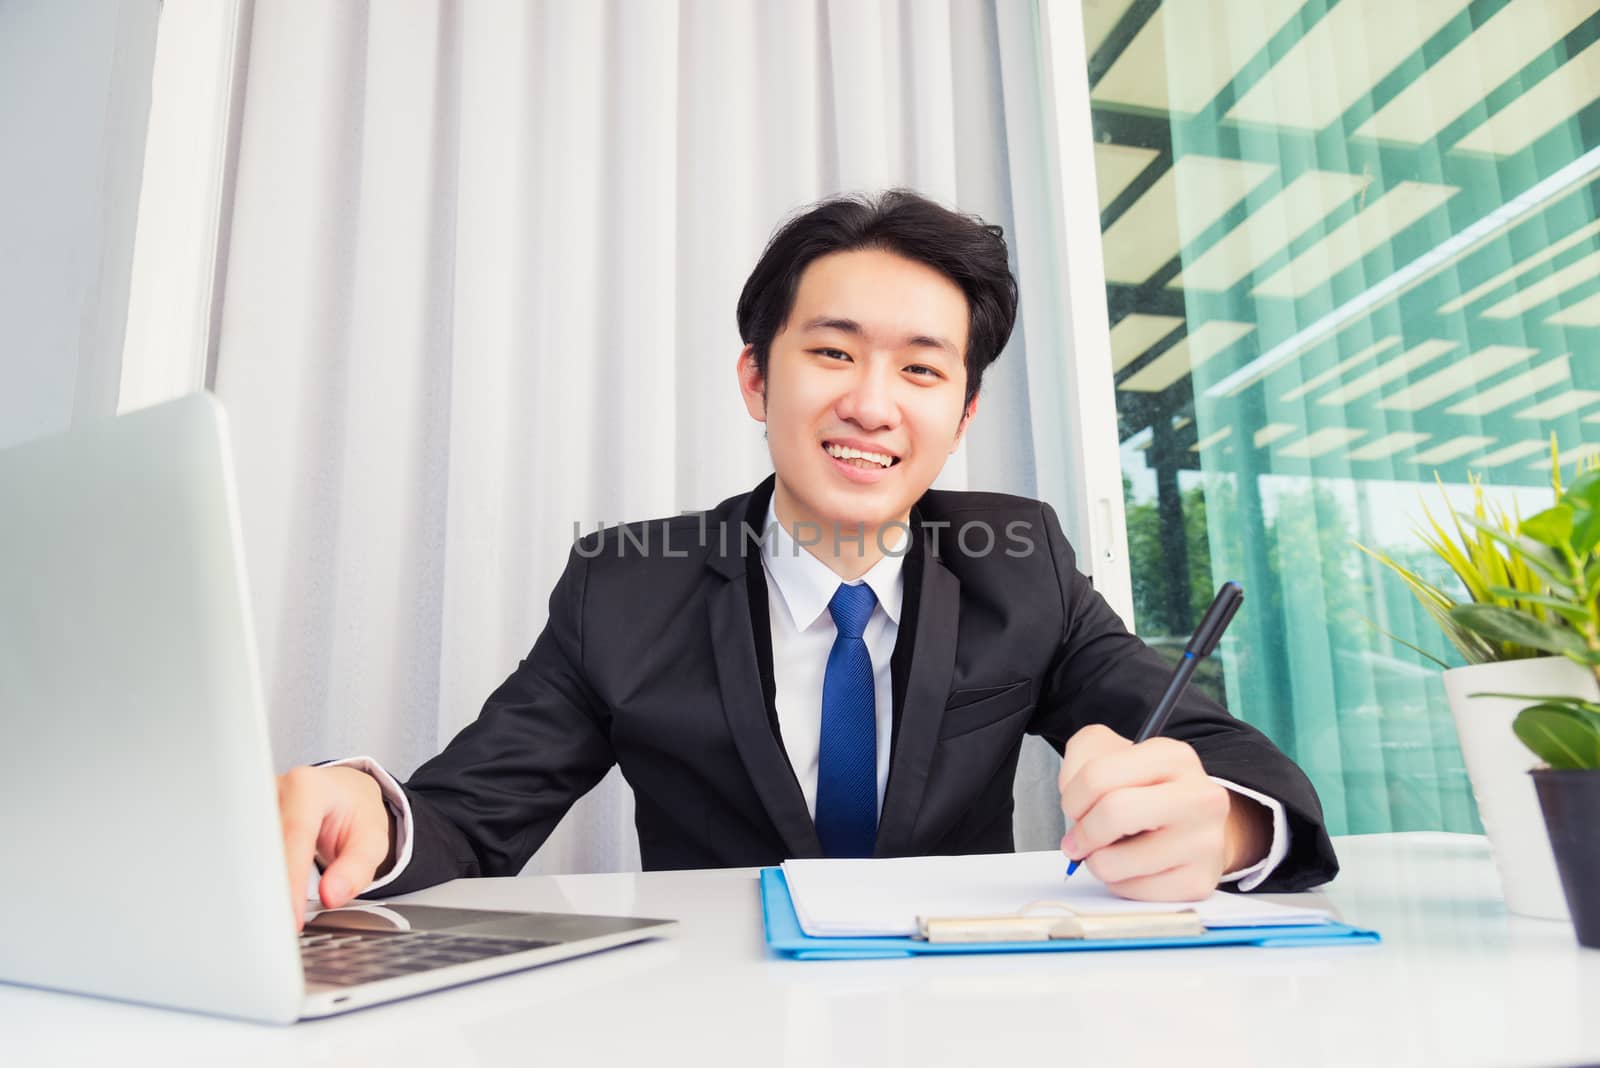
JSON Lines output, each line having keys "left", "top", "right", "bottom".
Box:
{"left": 915, "top": 900, "right": 1205, "bottom": 943}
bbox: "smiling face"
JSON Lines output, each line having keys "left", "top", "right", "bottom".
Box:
{"left": 737, "top": 247, "right": 977, "bottom": 563}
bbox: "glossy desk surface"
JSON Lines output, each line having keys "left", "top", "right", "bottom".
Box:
{"left": 4, "top": 833, "right": 1598, "bottom": 1067}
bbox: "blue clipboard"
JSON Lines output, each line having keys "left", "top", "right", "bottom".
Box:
{"left": 760, "top": 868, "right": 1380, "bottom": 960}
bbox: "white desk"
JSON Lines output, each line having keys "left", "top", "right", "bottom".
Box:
{"left": 4, "top": 833, "right": 1598, "bottom": 1067}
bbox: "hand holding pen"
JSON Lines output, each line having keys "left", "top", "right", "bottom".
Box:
{"left": 1056, "top": 582, "right": 1258, "bottom": 901}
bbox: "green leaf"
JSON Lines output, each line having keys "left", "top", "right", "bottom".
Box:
{"left": 1513, "top": 703, "right": 1600, "bottom": 770}
{"left": 1450, "top": 603, "right": 1589, "bottom": 656}
{"left": 1354, "top": 542, "right": 1451, "bottom": 609}
{"left": 1458, "top": 516, "right": 1574, "bottom": 593}
{"left": 1437, "top": 476, "right": 1483, "bottom": 581}
{"left": 1355, "top": 543, "right": 1500, "bottom": 662}
{"left": 1521, "top": 504, "right": 1575, "bottom": 550}
{"left": 1571, "top": 505, "right": 1600, "bottom": 558}
{"left": 1362, "top": 618, "right": 1452, "bottom": 668}
{"left": 1420, "top": 504, "right": 1491, "bottom": 602}
{"left": 1565, "top": 470, "right": 1600, "bottom": 513}
{"left": 1482, "top": 586, "right": 1592, "bottom": 627}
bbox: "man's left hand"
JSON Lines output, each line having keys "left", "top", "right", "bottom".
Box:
{"left": 1057, "top": 724, "right": 1270, "bottom": 901}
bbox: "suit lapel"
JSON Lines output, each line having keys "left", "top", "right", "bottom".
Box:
{"left": 705, "top": 483, "right": 822, "bottom": 859}
{"left": 874, "top": 532, "right": 959, "bottom": 857}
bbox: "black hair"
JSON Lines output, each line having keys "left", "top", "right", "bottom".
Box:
{"left": 735, "top": 189, "right": 1018, "bottom": 410}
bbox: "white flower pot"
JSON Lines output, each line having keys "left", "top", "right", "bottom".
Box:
{"left": 1443, "top": 656, "right": 1600, "bottom": 920}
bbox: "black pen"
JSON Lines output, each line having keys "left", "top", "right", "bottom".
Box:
{"left": 1065, "top": 581, "right": 1245, "bottom": 878}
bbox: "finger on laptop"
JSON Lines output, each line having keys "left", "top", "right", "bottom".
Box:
{"left": 313, "top": 766, "right": 391, "bottom": 908}
{"left": 318, "top": 834, "right": 386, "bottom": 910}
{"left": 277, "top": 768, "right": 323, "bottom": 930}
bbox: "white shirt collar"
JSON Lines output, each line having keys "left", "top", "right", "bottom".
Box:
{"left": 761, "top": 497, "right": 905, "bottom": 632}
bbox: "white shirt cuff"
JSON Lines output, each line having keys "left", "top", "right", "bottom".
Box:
{"left": 319, "top": 756, "right": 415, "bottom": 896}
{"left": 1209, "top": 776, "right": 1290, "bottom": 892}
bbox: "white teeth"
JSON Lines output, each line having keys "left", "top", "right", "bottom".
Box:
{"left": 825, "top": 443, "right": 894, "bottom": 468}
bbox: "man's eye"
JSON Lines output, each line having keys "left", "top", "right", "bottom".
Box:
{"left": 813, "top": 348, "right": 852, "bottom": 361}
{"left": 906, "top": 365, "right": 942, "bottom": 378}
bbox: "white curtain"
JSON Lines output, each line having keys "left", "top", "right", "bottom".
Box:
{"left": 215, "top": 0, "right": 1079, "bottom": 874}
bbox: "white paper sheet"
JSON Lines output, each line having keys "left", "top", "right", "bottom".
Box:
{"left": 780, "top": 851, "right": 1331, "bottom": 937}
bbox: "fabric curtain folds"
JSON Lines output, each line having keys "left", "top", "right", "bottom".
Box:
{"left": 214, "top": 0, "right": 1085, "bottom": 874}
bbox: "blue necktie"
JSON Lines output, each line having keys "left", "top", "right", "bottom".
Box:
{"left": 816, "top": 582, "right": 879, "bottom": 858}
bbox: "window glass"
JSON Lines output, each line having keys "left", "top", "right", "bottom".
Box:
{"left": 1081, "top": 0, "right": 1599, "bottom": 833}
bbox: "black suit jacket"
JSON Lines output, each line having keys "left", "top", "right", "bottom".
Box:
{"left": 374, "top": 477, "right": 1337, "bottom": 896}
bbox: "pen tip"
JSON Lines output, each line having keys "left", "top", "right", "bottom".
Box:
{"left": 1065, "top": 859, "right": 1080, "bottom": 878}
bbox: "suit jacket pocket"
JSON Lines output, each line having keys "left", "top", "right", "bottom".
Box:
{"left": 939, "top": 680, "right": 1031, "bottom": 741}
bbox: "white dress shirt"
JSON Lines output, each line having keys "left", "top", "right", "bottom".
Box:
{"left": 347, "top": 500, "right": 1291, "bottom": 894}
{"left": 759, "top": 500, "right": 903, "bottom": 822}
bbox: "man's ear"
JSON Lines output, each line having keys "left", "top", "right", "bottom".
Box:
{"left": 736, "top": 345, "right": 768, "bottom": 422}
{"left": 951, "top": 392, "right": 979, "bottom": 452}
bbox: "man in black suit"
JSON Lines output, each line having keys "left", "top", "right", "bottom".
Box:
{"left": 278, "top": 191, "right": 1336, "bottom": 929}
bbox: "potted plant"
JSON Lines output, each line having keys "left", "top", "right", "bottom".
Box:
{"left": 1453, "top": 466, "right": 1600, "bottom": 946}
{"left": 1360, "top": 444, "right": 1598, "bottom": 919}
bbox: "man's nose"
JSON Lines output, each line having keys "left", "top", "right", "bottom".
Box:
{"left": 836, "top": 364, "right": 898, "bottom": 430}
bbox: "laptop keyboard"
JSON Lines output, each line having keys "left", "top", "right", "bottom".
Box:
{"left": 299, "top": 929, "right": 555, "bottom": 987}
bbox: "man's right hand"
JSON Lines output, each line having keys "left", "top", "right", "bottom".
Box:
{"left": 276, "top": 765, "right": 394, "bottom": 930}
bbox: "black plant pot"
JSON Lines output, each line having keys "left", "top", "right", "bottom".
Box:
{"left": 1532, "top": 768, "right": 1600, "bottom": 948}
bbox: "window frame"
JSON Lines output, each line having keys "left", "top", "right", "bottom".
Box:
{"left": 119, "top": 0, "right": 250, "bottom": 413}
{"left": 1036, "top": 0, "right": 1137, "bottom": 627}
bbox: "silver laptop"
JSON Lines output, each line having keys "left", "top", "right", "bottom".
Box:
{"left": 0, "top": 393, "right": 676, "bottom": 1023}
